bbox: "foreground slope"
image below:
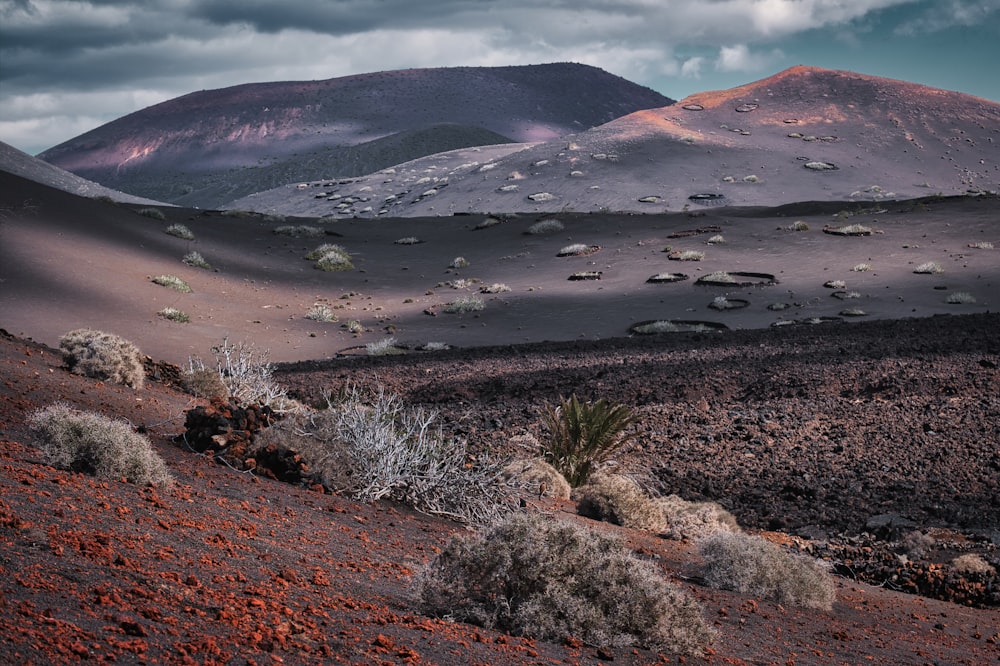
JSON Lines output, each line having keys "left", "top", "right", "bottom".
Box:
{"left": 242, "top": 66, "right": 1000, "bottom": 218}
{"left": 37, "top": 63, "right": 672, "bottom": 208}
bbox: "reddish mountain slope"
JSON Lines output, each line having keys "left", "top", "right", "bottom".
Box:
{"left": 36, "top": 63, "right": 672, "bottom": 208}
{"left": 245, "top": 66, "right": 999, "bottom": 217}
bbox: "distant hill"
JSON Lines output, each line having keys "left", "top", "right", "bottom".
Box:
{"left": 0, "top": 141, "right": 166, "bottom": 205}
{"left": 37, "top": 63, "right": 672, "bottom": 208}
{"left": 231, "top": 66, "right": 1000, "bottom": 217}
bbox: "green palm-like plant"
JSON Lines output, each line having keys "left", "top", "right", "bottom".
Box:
{"left": 541, "top": 394, "right": 636, "bottom": 487}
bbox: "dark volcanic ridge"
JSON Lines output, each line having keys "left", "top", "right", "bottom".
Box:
{"left": 36, "top": 63, "right": 672, "bottom": 209}
{"left": 233, "top": 66, "right": 1000, "bottom": 218}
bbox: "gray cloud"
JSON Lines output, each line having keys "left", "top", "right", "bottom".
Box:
{"left": 1, "top": 0, "right": 998, "bottom": 155}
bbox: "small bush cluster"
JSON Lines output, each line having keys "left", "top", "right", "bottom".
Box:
{"left": 157, "top": 307, "right": 190, "bottom": 323}
{"left": 182, "top": 251, "right": 211, "bottom": 269}
{"left": 305, "top": 303, "right": 337, "bottom": 322}
{"left": 251, "top": 385, "right": 511, "bottom": 523}
{"left": 968, "top": 241, "right": 994, "bottom": 250}
{"left": 527, "top": 219, "right": 564, "bottom": 235}
{"left": 574, "top": 474, "right": 665, "bottom": 532}
{"left": 29, "top": 403, "right": 172, "bottom": 486}
{"left": 444, "top": 296, "right": 484, "bottom": 314}
{"left": 950, "top": 554, "right": 995, "bottom": 575}
{"left": 180, "top": 367, "right": 230, "bottom": 399}
{"left": 946, "top": 291, "right": 976, "bottom": 304}
{"left": 417, "top": 514, "right": 712, "bottom": 653}
{"left": 657, "top": 495, "right": 740, "bottom": 541}
{"left": 450, "top": 256, "right": 470, "bottom": 269}
{"left": 394, "top": 236, "right": 422, "bottom": 245}
{"left": 366, "top": 337, "right": 404, "bottom": 356}
{"left": 480, "top": 283, "right": 511, "bottom": 294}
{"left": 913, "top": 261, "right": 943, "bottom": 274}
{"left": 851, "top": 263, "right": 872, "bottom": 272}
{"left": 699, "top": 532, "right": 835, "bottom": 610}
{"left": 557, "top": 243, "right": 594, "bottom": 257}
{"left": 671, "top": 250, "right": 705, "bottom": 261}
{"left": 502, "top": 458, "right": 572, "bottom": 499}
{"left": 151, "top": 274, "right": 192, "bottom": 292}
{"left": 59, "top": 329, "right": 145, "bottom": 389}
{"left": 187, "top": 338, "right": 287, "bottom": 407}
{"left": 540, "top": 394, "right": 635, "bottom": 487}
{"left": 165, "top": 223, "right": 194, "bottom": 240}
{"left": 137, "top": 207, "right": 166, "bottom": 221}
{"left": 274, "top": 225, "right": 323, "bottom": 237}
{"left": 306, "top": 244, "right": 353, "bottom": 271}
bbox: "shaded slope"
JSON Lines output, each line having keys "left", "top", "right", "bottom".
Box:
{"left": 258, "top": 66, "right": 999, "bottom": 218}
{"left": 0, "top": 141, "right": 166, "bottom": 205}
{"left": 37, "top": 63, "right": 672, "bottom": 208}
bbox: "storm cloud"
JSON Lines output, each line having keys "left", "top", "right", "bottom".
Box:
{"left": 2, "top": 0, "right": 998, "bottom": 155}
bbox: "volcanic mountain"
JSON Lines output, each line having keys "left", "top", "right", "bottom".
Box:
{"left": 232, "top": 66, "right": 1000, "bottom": 218}
{"left": 36, "top": 63, "right": 672, "bottom": 209}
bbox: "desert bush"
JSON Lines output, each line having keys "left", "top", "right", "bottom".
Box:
{"left": 950, "top": 554, "right": 995, "bottom": 575}
{"left": 314, "top": 250, "right": 354, "bottom": 272}
{"left": 273, "top": 225, "right": 323, "bottom": 237}
{"left": 946, "top": 291, "right": 977, "bottom": 304}
{"left": 968, "top": 241, "right": 994, "bottom": 250}
{"left": 450, "top": 256, "right": 470, "bottom": 269}
{"left": 187, "top": 338, "right": 287, "bottom": 408}
{"left": 851, "top": 263, "right": 872, "bottom": 272}
{"left": 420, "top": 341, "right": 451, "bottom": 351}
{"left": 557, "top": 243, "right": 592, "bottom": 257}
{"left": 28, "top": 403, "right": 171, "bottom": 486}
{"left": 527, "top": 219, "right": 564, "bottom": 234}
{"left": 345, "top": 319, "right": 364, "bottom": 334}
{"left": 632, "top": 320, "right": 680, "bottom": 334}
{"left": 137, "top": 207, "right": 166, "bottom": 221}
{"left": 707, "top": 234, "right": 725, "bottom": 244}
{"left": 657, "top": 495, "right": 740, "bottom": 541}
{"left": 165, "top": 223, "right": 194, "bottom": 240}
{"left": 305, "top": 303, "right": 337, "bottom": 322}
{"left": 788, "top": 220, "right": 809, "bottom": 231}
{"left": 574, "top": 473, "right": 665, "bottom": 532}
{"left": 157, "top": 307, "right": 190, "bottom": 323}
{"left": 502, "top": 458, "right": 572, "bottom": 499}
{"left": 257, "top": 385, "right": 510, "bottom": 523}
{"left": 150, "top": 274, "right": 191, "bottom": 293}
{"left": 305, "top": 243, "right": 348, "bottom": 261}
{"left": 701, "top": 271, "right": 737, "bottom": 284}
{"left": 180, "top": 367, "right": 230, "bottom": 399}
{"left": 540, "top": 394, "right": 636, "bottom": 487}
{"left": 366, "top": 336, "right": 404, "bottom": 356}
{"left": 699, "top": 532, "right": 835, "bottom": 610}
{"left": 444, "top": 296, "right": 484, "bottom": 314}
{"left": 59, "top": 328, "right": 145, "bottom": 389}
{"left": 394, "top": 236, "right": 422, "bottom": 245}
{"left": 673, "top": 250, "right": 705, "bottom": 261}
{"left": 480, "top": 283, "right": 511, "bottom": 294}
{"left": 742, "top": 175, "right": 760, "bottom": 183}
{"left": 475, "top": 217, "right": 503, "bottom": 230}
{"left": 824, "top": 279, "right": 847, "bottom": 289}
{"left": 417, "top": 514, "right": 712, "bottom": 652}
{"left": 182, "top": 251, "right": 211, "bottom": 269}
{"left": 913, "top": 261, "right": 943, "bottom": 274}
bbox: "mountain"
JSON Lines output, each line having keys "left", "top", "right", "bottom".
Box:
{"left": 0, "top": 141, "right": 166, "bottom": 205}
{"left": 37, "top": 63, "right": 672, "bottom": 208}
{"left": 231, "top": 66, "right": 999, "bottom": 217}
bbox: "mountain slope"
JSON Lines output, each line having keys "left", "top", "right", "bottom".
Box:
{"left": 37, "top": 63, "right": 672, "bottom": 208}
{"left": 240, "top": 66, "right": 999, "bottom": 217}
{"left": 0, "top": 141, "right": 167, "bottom": 205}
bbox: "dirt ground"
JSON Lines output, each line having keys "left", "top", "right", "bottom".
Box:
{"left": 2, "top": 311, "right": 998, "bottom": 665}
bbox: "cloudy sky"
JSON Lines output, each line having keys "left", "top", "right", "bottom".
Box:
{"left": 2, "top": 0, "right": 998, "bottom": 156}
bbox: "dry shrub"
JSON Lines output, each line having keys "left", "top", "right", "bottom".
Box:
{"left": 180, "top": 368, "right": 230, "bottom": 400}
{"left": 574, "top": 473, "right": 665, "bottom": 532}
{"left": 502, "top": 458, "right": 571, "bottom": 500}
{"left": 417, "top": 513, "right": 712, "bottom": 653}
{"left": 249, "top": 411, "right": 355, "bottom": 492}
{"left": 950, "top": 554, "right": 995, "bottom": 576}
{"left": 28, "top": 403, "right": 171, "bottom": 487}
{"left": 657, "top": 495, "right": 741, "bottom": 541}
{"left": 59, "top": 328, "right": 145, "bottom": 389}
{"left": 699, "top": 532, "right": 835, "bottom": 610}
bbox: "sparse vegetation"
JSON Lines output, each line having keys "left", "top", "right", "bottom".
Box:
{"left": 450, "top": 256, "right": 470, "bottom": 269}
{"left": 575, "top": 473, "right": 665, "bottom": 532}
{"left": 968, "top": 241, "right": 994, "bottom": 250}
{"left": 913, "top": 261, "right": 943, "bottom": 274}
{"left": 699, "top": 532, "right": 836, "bottom": 610}
{"left": 840, "top": 308, "right": 867, "bottom": 317}
{"left": 657, "top": 495, "right": 741, "bottom": 541}
{"left": 150, "top": 274, "right": 191, "bottom": 293}
{"left": 137, "top": 207, "right": 166, "bottom": 221}
{"left": 742, "top": 175, "right": 760, "bottom": 183}
{"left": 540, "top": 394, "right": 635, "bottom": 487}
{"left": 187, "top": 338, "right": 287, "bottom": 408}
{"left": 252, "top": 385, "right": 510, "bottom": 523}
{"left": 366, "top": 337, "right": 404, "bottom": 356}
{"left": 502, "top": 458, "right": 571, "bottom": 499}
{"left": 308, "top": 244, "right": 353, "bottom": 271}
{"left": 950, "top": 554, "right": 995, "bottom": 575}
{"left": 274, "top": 225, "right": 324, "bottom": 237}
{"left": 825, "top": 223, "right": 872, "bottom": 236}
{"left": 670, "top": 250, "right": 705, "bottom": 261}
{"left": 787, "top": 220, "right": 809, "bottom": 231}
{"left": 851, "top": 263, "right": 872, "bottom": 272}
{"left": 527, "top": 219, "right": 564, "bottom": 234}
{"left": 345, "top": 319, "right": 364, "bottom": 334}
{"left": 28, "top": 403, "right": 171, "bottom": 486}
{"left": 631, "top": 320, "right": 680, "bottom": 334}
{"left": 444, "top": 296, "right": 484, "bottom": 314}
{"left": 480, "top": 283, "right": 511, "bottom": 294}
{"left": 165, "top": 223, "right": 194, "bottom": 240}
{"left": 824, "top": 280, "right": 847, "bottom": 289}
{"left": 946, "top": 291, "right": 977, "bottom": 304}
{"left": 709, "top": 296, "right": 745, "bottom": 311}
{"left": 157, "top": 307, "right": 190, "bottom": 323}
{"left": 394, "top": 236, "right": 422, "bottom": 245}
{"left": 707, "top": 234, "right": 725, "bottom": 244}
{"left": 557, "top": 243, "right": 596, "bottom": 257}
{"left": 59, "top": 329, "right": 145, "bottom": 389}
{"left": 305, "top": 303, "right": 337, "bottom": 322}
{"left": 180, "top": 367, "right": 229, "bottom": 400}
{"left": 182, "top": 251, "right": 211, "bottom": 269}
{"left": 700, "top": 271, "right": 737, "bottom": 284}
{"left": 417, "top": 514, "right": 712, "bottom": 652}
{"left": 475, "top": 217, "right": 503, "bottom": 230}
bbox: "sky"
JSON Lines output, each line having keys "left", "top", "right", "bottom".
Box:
{"left": 2, "top": 0, "right": 999, "bottom": 156}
